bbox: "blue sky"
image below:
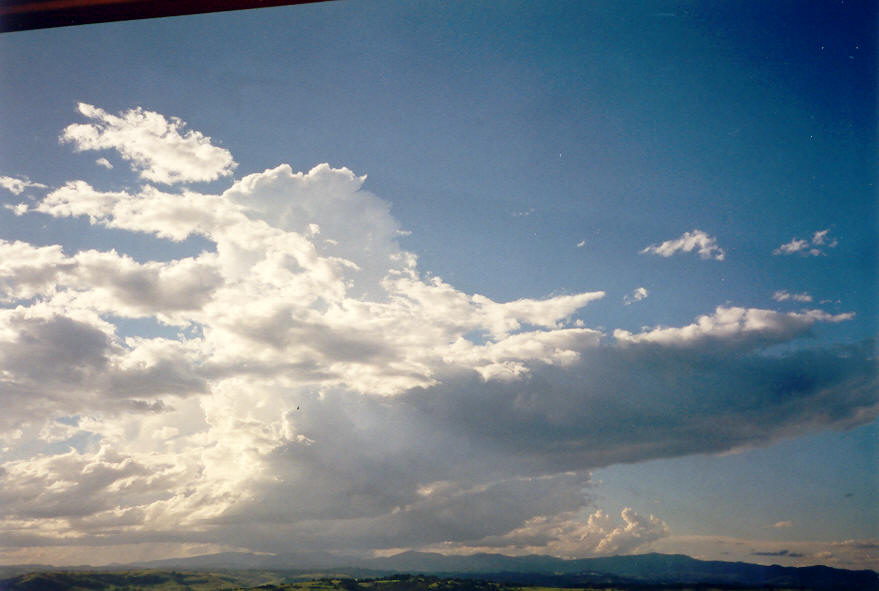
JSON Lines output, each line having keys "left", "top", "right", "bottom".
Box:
{"left": 0, "top": 0, "right": 876, "bottom": 569}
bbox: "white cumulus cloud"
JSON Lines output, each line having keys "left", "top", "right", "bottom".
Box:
{"left": 60, "top": 103, "right": 237, "bottom": 185}
{"left": 640, "top": 229, "right": 725, "bottom": 260}
{"left": 423, "top": 508, "right": 670, "bottom": 558}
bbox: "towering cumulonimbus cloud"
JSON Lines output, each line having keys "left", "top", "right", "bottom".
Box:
{"left": 0, "top": 105, "right": 874, "bottom": 563}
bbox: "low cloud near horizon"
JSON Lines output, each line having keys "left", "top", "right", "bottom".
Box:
{"left": 0, "top": 105, "right": 876, "bottom": 568}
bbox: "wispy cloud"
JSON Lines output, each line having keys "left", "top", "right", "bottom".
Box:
{"left": 771, "top": 520, "right": 793, "bottom": 528}
{"left": 614, "top": 305, "right": 854, "bottom": 348}
{"left": 0, "top": 175, "right": 47, "bottom": 195}
{"left": 773, "top": 229, "right": 838, "bottom": 256}
{"left": 640, "top": 230, "right": 725, "bottom": 260}
{"left": 772, "top": 290, "right": 812, "bottom": 303}
{"left": 752, "top": 549, "right": 804, "bottom": 557}
{"left": 623, "top": 287, "right": 648, "bottom": 305}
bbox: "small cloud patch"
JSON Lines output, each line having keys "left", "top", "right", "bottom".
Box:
{"left": 0, "top": 175, "right": 47, "bottom": 195}
{"left": 752, "top": 549, "right": 804, "bottom": 558}
{"left": 772, "top": 291, "right": 812, "bottom": 303}
{"left": 774, "top": 229, "right": 837, "bottom": 256}
{"left": 624, "top": 287, "right": 649, "bottom": 305}
{"left": 640, "top": 229, "right": 725, "bottom": 261}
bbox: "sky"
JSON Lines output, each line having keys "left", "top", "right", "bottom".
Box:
{"left": 0, "top": 0, "right": 876, "bottom": 571}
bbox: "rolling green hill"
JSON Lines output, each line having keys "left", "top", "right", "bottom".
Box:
{"left": 0, "top": 569, "right": 285, "bottom": 591}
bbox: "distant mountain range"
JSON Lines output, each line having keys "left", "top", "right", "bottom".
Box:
{"left": 4, "top": 551, "right": 877, "bottom": 590}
